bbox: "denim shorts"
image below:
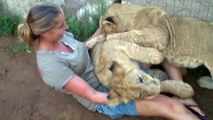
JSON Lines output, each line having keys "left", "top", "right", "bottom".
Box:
{"left": 96, "top": 87, "right": 140, "bottom": 119}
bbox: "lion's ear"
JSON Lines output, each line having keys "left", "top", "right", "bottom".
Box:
{"left": 102, "top": 20, "right": 113, "bottom": 26}
{"left": 102, "top": 17, "right": 116, "bottom": 26}
{"left": 102, "top": 16, "right": 117, "bottom": 34}
{"left": 105, "top": 16, "right": 115, "bottom": 24}
{"left": 102, "top": 20, "right": 116, "bottom": 33}
{"left": 113, "top": 0, "right": 122, "bottom": 3}
{"left": 102, "top": 19, "right": 116, "bottom": 30}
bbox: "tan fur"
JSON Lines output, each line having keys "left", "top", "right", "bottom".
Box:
{"left": 86, "top": 34, "right": 194, "bottom": 106}
{"left": 95, "top": 3, "right": 213, "bottom": 89}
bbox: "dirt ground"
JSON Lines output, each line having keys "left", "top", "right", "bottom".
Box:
{"left": 0, "top": 36, "right": 213, "bottom": 120}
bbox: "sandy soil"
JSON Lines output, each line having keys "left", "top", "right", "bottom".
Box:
{"left": 0, "top": 36, "right": 212, "bottom": 120}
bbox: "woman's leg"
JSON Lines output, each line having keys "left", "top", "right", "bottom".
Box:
{"left": 161, "top": 59, "right": 183, "bottom": 81}
{"left": 135, "top": 94, "right": 199, "bottom": 120}
{"left": 162, "top": 59, "right": 204, "bottom": 116}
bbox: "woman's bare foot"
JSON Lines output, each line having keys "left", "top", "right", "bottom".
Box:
{"left": 173, "top": 97, "right": 208, "bottom": 120}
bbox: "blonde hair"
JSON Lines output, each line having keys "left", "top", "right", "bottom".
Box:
{"left": 18, "top": 2, "right": 62, "bottom": 47}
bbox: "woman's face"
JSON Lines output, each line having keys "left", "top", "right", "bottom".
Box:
{"left": 46, "top": 13, "right": 69, "bottom": 42}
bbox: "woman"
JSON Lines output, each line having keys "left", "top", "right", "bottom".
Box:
{"left": 18, "top": 2, "right": 204, "bottom": 120}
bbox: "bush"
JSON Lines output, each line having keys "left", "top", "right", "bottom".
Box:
{"left": 66, "top": 1, "right": 106, "bottom": 41}
{"left": 0, "top": 15, "right": 19, "bottom": 36}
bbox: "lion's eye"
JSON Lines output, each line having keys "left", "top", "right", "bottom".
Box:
{"left": 139, "top": 77, "right": 144, "bottom": 83}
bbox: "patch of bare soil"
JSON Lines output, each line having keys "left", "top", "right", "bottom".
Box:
{"left": 0, "top": 36, "right": 212, "bottom": 120}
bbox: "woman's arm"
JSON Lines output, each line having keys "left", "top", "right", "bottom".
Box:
{"left": 162, "top": 59, "right": 183, "bottom": 80}
{"left": 91, "top": 27, "right": 103, "bottom": 38}
{"left": 63, "top": 75, "right": 108, "bottom": 104}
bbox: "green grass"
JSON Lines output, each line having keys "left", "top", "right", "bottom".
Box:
{"left": 0, "top": 15, "right": 19, "bottom": 36}
{"left": 4, "top": 42, "right": 30, "bottom": 54}
{"left": 66, "top": 1, "right": 106, "bottom": 41}
{"left": 66, "top": 16, "right": 95, "bottom": 41}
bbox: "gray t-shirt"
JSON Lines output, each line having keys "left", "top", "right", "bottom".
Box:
{"left": 36, "top": 32, "right": 102, "bottom": 111}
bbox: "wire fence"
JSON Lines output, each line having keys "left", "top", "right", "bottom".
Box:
{"left": 125, "top": 0, "right": 213, "bottom": 21}
{"left": 0, "top": 0, "right": 213, "bottom": 21}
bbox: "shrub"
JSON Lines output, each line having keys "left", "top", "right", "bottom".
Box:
{"left": 0, "top": 15, "right": 19, "bottom": 36}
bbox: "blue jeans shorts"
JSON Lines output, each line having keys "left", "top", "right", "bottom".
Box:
{"left": 96, "top": 87, "right": 140, "bottom": 119}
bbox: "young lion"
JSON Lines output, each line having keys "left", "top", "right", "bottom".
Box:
{"left": 86, "top": 34, "right": 194, "bottom": 106}
{"left": 88, "top": 1, "right": 213, "bottom": 89}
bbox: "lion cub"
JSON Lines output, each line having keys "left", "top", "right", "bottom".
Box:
{"left": 91, "top": 2, "right": 213, "bottom": 89}
{"left": 86, "top": 34, "right": 194, "bottom": 106}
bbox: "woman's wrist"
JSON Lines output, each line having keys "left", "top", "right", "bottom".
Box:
{"left": 103, "top": 93, "right": 109, "bottom": 104}
{"left": 100, "top": 92, "right": 109, "bottom": 104}
{"left": 91, "top": 91, "right": 109, "bottom": 104}
{"left": 97, "top": 27, "right": 103, "bottom": 34}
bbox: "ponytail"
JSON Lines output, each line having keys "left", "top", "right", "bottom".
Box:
{"left": 18, "top": 23, "right": 38, "bottom": 47}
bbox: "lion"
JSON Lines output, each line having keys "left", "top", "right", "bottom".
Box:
{"left": 87, "top": 0, "right": 213, "bottom": 89}
{"left": 86, "top": 34, "right": 194, "bottom": 106}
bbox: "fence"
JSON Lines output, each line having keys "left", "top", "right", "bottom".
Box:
{"left": 125, "top": 0, "right": 213, "bottom": 21}
{"left": 0, "top": 0, "right": 212, "bottom": 21}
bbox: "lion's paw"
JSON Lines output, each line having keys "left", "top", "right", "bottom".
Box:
{"left": 198, "top": 76, "right": 213, "bottom": 89}
{"left": 147, "top": 48, "right": 163, "bottom": 64}
{"left": 85, "top": 40, "right": 97, "bottom": 49}
{"left": 85, "top": 35, "right": 105, "bottom": 49}
{"left": 178, "top": 82, "right": 194, "bottom": 98}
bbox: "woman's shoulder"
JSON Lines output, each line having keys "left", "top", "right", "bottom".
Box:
{"left": 64, "top": 31, "right": 74, "bottom": 38}
{"left": 63, "top": 31, "right": 78, "bottom": 43}
{"left": 62, "top": 31, "right": 84, "bottom": 47}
